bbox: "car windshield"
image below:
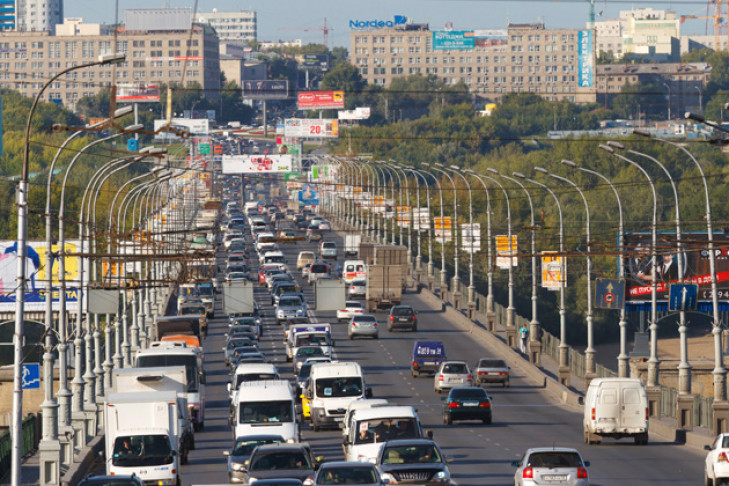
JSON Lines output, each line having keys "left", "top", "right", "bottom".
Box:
{"left": 280, "top": 298, "right": 303, "bottom": 307}
{"left": 112, "top": 435, "right": 173, "bottom": 467}
{"left": 198, "top": 286, "right": 213, "bottom": 296}
{"left": 479, "top": 359, "right": 507, "bottom": 368}
{"left": 235, "top": 373, "right": 278, "bottom": 388}
{"left": 315, "top": 377, "right": 363, "bottom": 398}
{"left": 392, "top": 307, "right": 413, "bottom": 316}
{"left": 450, "top": 388, "right": 488, "bottom": 399}
{"left": 266, "top": 256, "right": 286, "bottom": 264}
{"left": 239, "top": 400, "right": 293, "bottom": 424}
{"left": 355, "top": 316, "right": 377, "bottom": 324}
{"left": 527, "top": 452, "right": 583, "bottom": 468}
{"left": 317, "top": 466, "right": 377, "bottom": 485}
{"left": 299, "top": 364, "right": 313, "bottom": 379}
{"left": 250, "top": 450, "right": 311, "bottom": 471}
{"left": 180, "top": 307, "right": 205, "bottom": 315}
{"left": 381, "top": 444, "right": 442, "bottom": 464}
{"left": 354, "top": 418, "right": 418, "bottom": 444}
{"left": 310, "top": 264, "right": 327, "bottom": 273}
{"left": 442, "top": 363, "right": 468, "bottom": 374}
{"left": 346, "top": 302, "right": 363, "bottom": 309}
{"left": 296, "top": 347, "right": 324, "bottom": 358}
{"left": 228, "top": 339, "right": 254, "bottom": 349}
{"left": 297, "top": 335, "right": 329, "bottom": 346}
{"left": 232, "top": 437, "right": 283, "bottom": 457}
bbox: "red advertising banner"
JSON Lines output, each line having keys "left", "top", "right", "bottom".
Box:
{"left": 117, "top": 83, "right": 161, "bottom": 103}
{"left": 297, "top": 90, "right": 344, "bottom": 110}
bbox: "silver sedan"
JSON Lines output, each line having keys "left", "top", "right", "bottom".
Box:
{"left": 348, "top": 314, "right": 379, "bottom": 339}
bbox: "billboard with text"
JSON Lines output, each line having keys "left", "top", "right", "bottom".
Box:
{"left": 242, "top": 80, "right": 289, "bottom": 100}
{"left": 285, "top": 118, "right": 339, "bottom": 138}
{"left": 297, "top": 90, "right": 344, "bottom": 110}
{"left": 117, "top": 83, "right": 160, "bottom": 102}
{"left": 433, "top": 31, "right": 475, "bottom": 50}
{"left": 222, "top": 154, "right": 293, "bottom": 174}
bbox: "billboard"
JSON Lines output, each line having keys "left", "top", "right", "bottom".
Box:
{"left": 222, "top": 154, "right": 293, "bottom": 174}
{"left": 625, "top": 232, "right": 729, "bottom": 302}
{"left": 578, "top": 30, "right": 594, "bottom": 88}
{"left": 433, "top": 30, "right": 475, "bottom": 50}
{"left": 0, "top": 241, "right": 84, "bottom": 312}
{"left": 412, "top": 208, "right": 430, "bottom": 231}
{"left": 154, "top": 118, "right": 209, "bottom": 139}
{"left": 473, "top": 30, "right": 508, "bottom": 47}
{"left": 117, "top": 83, "right": 161, "bottom": 103}
{"left": 541, "top": 252, "right": 564, "bottom": 290}
{"left": 338, "top": 107, "right": 371, "bottom": 120}
{"left": 461, "top": 223, "right": 481, "bottom": 253}
{"left": 435, "top": 217, "right": 452, "bottom": 243}
{"left": 299, "top": 184, "right": 320, "bottom": 206}
{"left": 397, "top": 206, "right": 411, "bottom": 228}
{"left": 297, "top": 90, "right": 345, "bottom": 110}
{"left": 285, "top": 118, "right": 339, "bottom": 138}
{"left": 496, "top": 235, "right": 518, "bottom": 269}
{"left": 301, "top": 54, "right": 329, "bottom": 69}
{"left": 242, "top": 80, "right": 289, "bottom": 100}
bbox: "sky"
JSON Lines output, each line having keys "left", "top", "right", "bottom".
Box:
{"left": 66, "top": 0, "right": 716, "bottom": 48}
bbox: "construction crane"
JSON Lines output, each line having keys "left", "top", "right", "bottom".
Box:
{"left": 680, "top": 0, "right": 728, "bottom": 52}
{"left": 279, "top": 18, "right": 332, "bottom": 48}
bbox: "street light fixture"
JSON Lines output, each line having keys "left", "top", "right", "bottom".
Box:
{"left": 431, "top": 164, "right": 460, "bottom": 305}
{"left": 464, "top": 169, "right": 495, "bottom": 324}
{"left": 448, "top": 166, "right": 476, "bottom": 317}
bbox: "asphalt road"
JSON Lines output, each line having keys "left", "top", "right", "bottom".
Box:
{"left": 180, "top": 210, "right": 705, "bottom": 486}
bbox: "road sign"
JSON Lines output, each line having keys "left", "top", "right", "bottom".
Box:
{"left": 127, "top": 139, "right": 139, "bottom": 152}
{"left": 495, "top": 235, "right": 517, "bottom": 269}
{"left": 595, "top": 278, "right": 625, "bottom": 310}
{"left": 669, "top": 283, "right": 698, "bottom": 311}
{"left": 21, "top": 363, "right": 40, "bottom": 390}
{"left": 541, "top": 251, "right": 563, "bottom": 290}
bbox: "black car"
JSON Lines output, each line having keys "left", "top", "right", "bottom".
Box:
{"left": 224, "top": 434, "right": 285, "bottom": 484}
{"left": 377, "top": 439, "right": 451, "bottom": 486}
{"left": 387, "top": 305, "right": 418, "bottom": 332}
{"left": 442, "top": 387, "right": 492, "bottom": 425}
{"left": 77, "top": 475, "right": 143, "bottom": 486}
{"left": 241, "top": 443, "right": 322, "bottom": 484}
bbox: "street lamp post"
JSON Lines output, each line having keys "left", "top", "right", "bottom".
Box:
{"left": 600, "top": 145, "right": 661, "bottom": 399}
{"left": 501, "top": 173, "right": 541, "bottom": 365}
{"left": 543, "top": 166, "right": 596, "bottom": 387}
{"left": 484, "top": 169, "right": 517, "bottom": 348}
{"left": 518, "top": 171, "right": 569, "bottom": 385}
{"left": 420, "top": 166, "right": 447, "bottom": 293}
{"left": 560, "top": 161, "right": 628, "bottom": 378}
{"left": 464, "top": 170, "right": 495, "bottom": 330}
{"left": 662, "top": 81, "right": 671, "bottom": 120}
{"left": 14, "top": 52, "right": 126, "bottom": 486}
{"left": 449, "top": 166, "right": 476, "bottom": 318}
{"left": 430, "top": 164, "right": 460, "bottom": 307}
{"left": 635, "top": 128, "right": 728, "bottom": 433}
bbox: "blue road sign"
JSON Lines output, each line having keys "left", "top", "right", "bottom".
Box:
{"left": 127, "top": 139, "right": 139, "bottom": 152}
{"left": 595, "top": 278, "right": 625, "bottom": 310}
{"left": 21, "top": 363, "right": 40, "bottom": 390}
{"left": 669, "top": 283, "right": 698, "bottom": 311}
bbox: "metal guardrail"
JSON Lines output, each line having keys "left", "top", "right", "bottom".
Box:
{"left": 0, "top": 414, "right": 39, "bottom": 481}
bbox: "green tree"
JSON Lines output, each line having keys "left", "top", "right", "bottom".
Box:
{"left": 320, "top": 63, "right": 366, "bottom": 107}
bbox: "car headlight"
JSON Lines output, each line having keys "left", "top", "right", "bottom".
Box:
{"left": 380, "top": 472, "right": 397, "bottom": 483}
{"left": 231, "top": 462, "right": 244, "bottom": 471}
{"left": 434, "top": 470, "right": 450, "bottom": 482}
{"left": 247, "top": 477, "right": 257, "bottom": 483}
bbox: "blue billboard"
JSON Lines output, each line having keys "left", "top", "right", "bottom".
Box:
{"left": 433, "top": 31, "right": 475, "bottom": 50}
{"left": 298, "top": 184, "right": 319, "bottom": 206}
{"left": 578, "top": 30, "right": 594, "bottom": 88}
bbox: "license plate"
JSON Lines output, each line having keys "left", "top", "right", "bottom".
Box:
{"left": 449, "top": 378, "right": 464, "bottom": 383}
{"left": 543, "top": 475, "right": 567, "bottom": 481}
{"left": 424, "top": 361, "right": 435, "bottom": 365}
{"left": 463, "top": 401, "right": 478, "bottom": 406}
{"left": 398, "top": 318, "right": 409, "bottom": 322}
{"left": 334, "top": 417, "right": 343, "bottom": 422}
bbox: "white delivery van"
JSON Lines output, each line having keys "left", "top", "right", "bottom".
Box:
{"left": 341, "top": 398, "right": 390, "bottom": 439}
{"left": 227, "top": 362, "right": 280, "bottom": 404}
{"left": 104, "top": 390, "right": 182, "bottom": 485}
{"left": 583, "top": 377, "right": 649, "bottom": 445}
{"left": 344, "top": 405, "right": 425, "bottom": 463}
{"left": 307, "top": 362, "right": 372, "bottom": 431}
{"left": 233, "top": 380, "right": 299, "bottom": 442}
{"left": 343, "top": 260, "right": 367, "bottom": 284}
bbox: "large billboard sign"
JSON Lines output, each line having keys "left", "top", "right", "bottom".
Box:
{"left": 433, "top": 31, "right": 475, "bottom": 50}
{"left": 154, "top": 118, "right": 209, "bottom": 139}
{"left": 285, "top": 118, "right": 339, "bottom": 138}
{"left": 625, "top": 232, "right": 729, "bottom": 302}
{"left": 338, "top": 107, "right": 371, "bottom": 120}
{"left": 541, "top": 252, "right": 563, "bottom": 290}
{"left": 0, "top": 241, "right": 84, "bottom": 311}
{"left": 496, "top": 235, "right": 518, "bottom": 269}
{"left": 301, "top": 54, "right": 329, "bottom": 69}
{"left": 297, "top": 91, "right": 344, "bottom": 110}
{"left": 242, "top": 80, "right": 289, "bottom": 100}
{"left": 578, "top": 30, "right": 594, "bottom": 88}
{"left": 117, "top": 83, "right": 161, "bottom": 103}
{"left": 222, "top": 154, "right": 293, "bottom": 174}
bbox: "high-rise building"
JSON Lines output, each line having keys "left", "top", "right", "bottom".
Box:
{"left": 0, "top": 0, "right": 16, "bottom": 31}
{"left": 592, "top": 8, "right": 680, "bottom": 62}
{"left": 196, "top": 9, "right": 256, "bottom": 45}
{"left": 16, "top": 0, "right": 63, "bottom": 33}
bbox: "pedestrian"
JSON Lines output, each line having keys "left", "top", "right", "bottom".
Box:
{"left": 518, "top": 324, "right": 529, "bottom": 354}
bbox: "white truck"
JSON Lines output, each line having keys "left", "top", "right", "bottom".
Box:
{"left": 344, "top": 234, "right": 362, "bottom": 257}
{"left": 285, "top": 324, "right": 332, "bottom": 362}
{"left": 112, "top": 367, "right": 195, "bottom": 457}
{"left": 104, "top": 390, "right": 183, "bottom": 485}
{"left": 136, "top": 346, "right": 206, "bottom": 431}
{"left": 583, "top": 377, "right": 648, "bottom": 445}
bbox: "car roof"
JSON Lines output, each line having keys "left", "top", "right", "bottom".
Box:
{"left": 525, "top": 447, "right": 582, "bottom": 454}
{"left": 233, "top": 362, "right": 278, "bottom": 375}
{"left": 318, "top": 461, "right": 377, "bottom": 469}
{"left": 233, "top": 434, "right": 286, "bottom": 442}
{"left": 382, "top": 438, "right": 437, "bottom": 447}
{"left": 351, "top": 405, "right": 417, "bottom": 420}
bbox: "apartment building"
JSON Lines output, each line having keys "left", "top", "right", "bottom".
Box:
{"left": 196, "top": 9, "right": 256, "bottom": 45}
{"left": 350, "top": 22, "right": 597, "bottom": 103}
{"left": 0, "top": 18, "right": 220, "bottom": 110}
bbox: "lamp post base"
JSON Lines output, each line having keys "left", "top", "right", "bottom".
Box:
{"left": 558, "top": 366, "right": 570, "bottom": 387}
{"left": 485, "top": 311, "right": 495, "bottom": 332}
{"left": 506, "top": 328, "right": 517, "bottom": 349}
{"left": 713, "top": 400, "right": 729, "bottom": 435}
{"left": 646, "top": 386, "right": 662, "bottom": 418}
{"left": 529, "top": 340, "right": 542, "bottom": 367}
{"left": 677, "top": 394, "right": 695, "bottom": 430}
{"left": 38, "top": 439, "right": 62, "bottom": 486}
{"left": 452, "top": 292, "right": 462, "bottom": 311}
{"left": 466, "top": 301, "right": 476, "bottom": 320}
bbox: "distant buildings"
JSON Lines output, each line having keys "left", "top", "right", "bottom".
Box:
{"left": 196, "top": 9, "right": 256, "bottom": 45}
{"left": 1, "top": 0, "right": 63, "bottom": 33}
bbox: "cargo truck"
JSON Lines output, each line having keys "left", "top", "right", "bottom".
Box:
{"left": 104, "top": 390, "right": 183, "bottom": 485}
{"left": 365, "top": 265, "right": 403, "bottom": 312}
{"left": 344, "top": 234, "right": 361, "bottom": 257}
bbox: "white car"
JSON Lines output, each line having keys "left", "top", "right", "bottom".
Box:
{"left": 706, "top": 434, "right": 729, "bottom": 486}
{"left": 347, "top": 279, "right": 366, "bottom": 298}
{"left": 513, "top": 447, "right": 590, "bottom": 486}
{"left": 337, "top": 301, "right": 364, "bottom": 322}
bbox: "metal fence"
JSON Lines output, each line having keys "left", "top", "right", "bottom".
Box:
{"left": 0, "top": 414, "right": 39, "bottom": 481}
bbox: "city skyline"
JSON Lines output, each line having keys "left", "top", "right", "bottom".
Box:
{"left": 64, "top": 0, "right": 713, "bottom": 47}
